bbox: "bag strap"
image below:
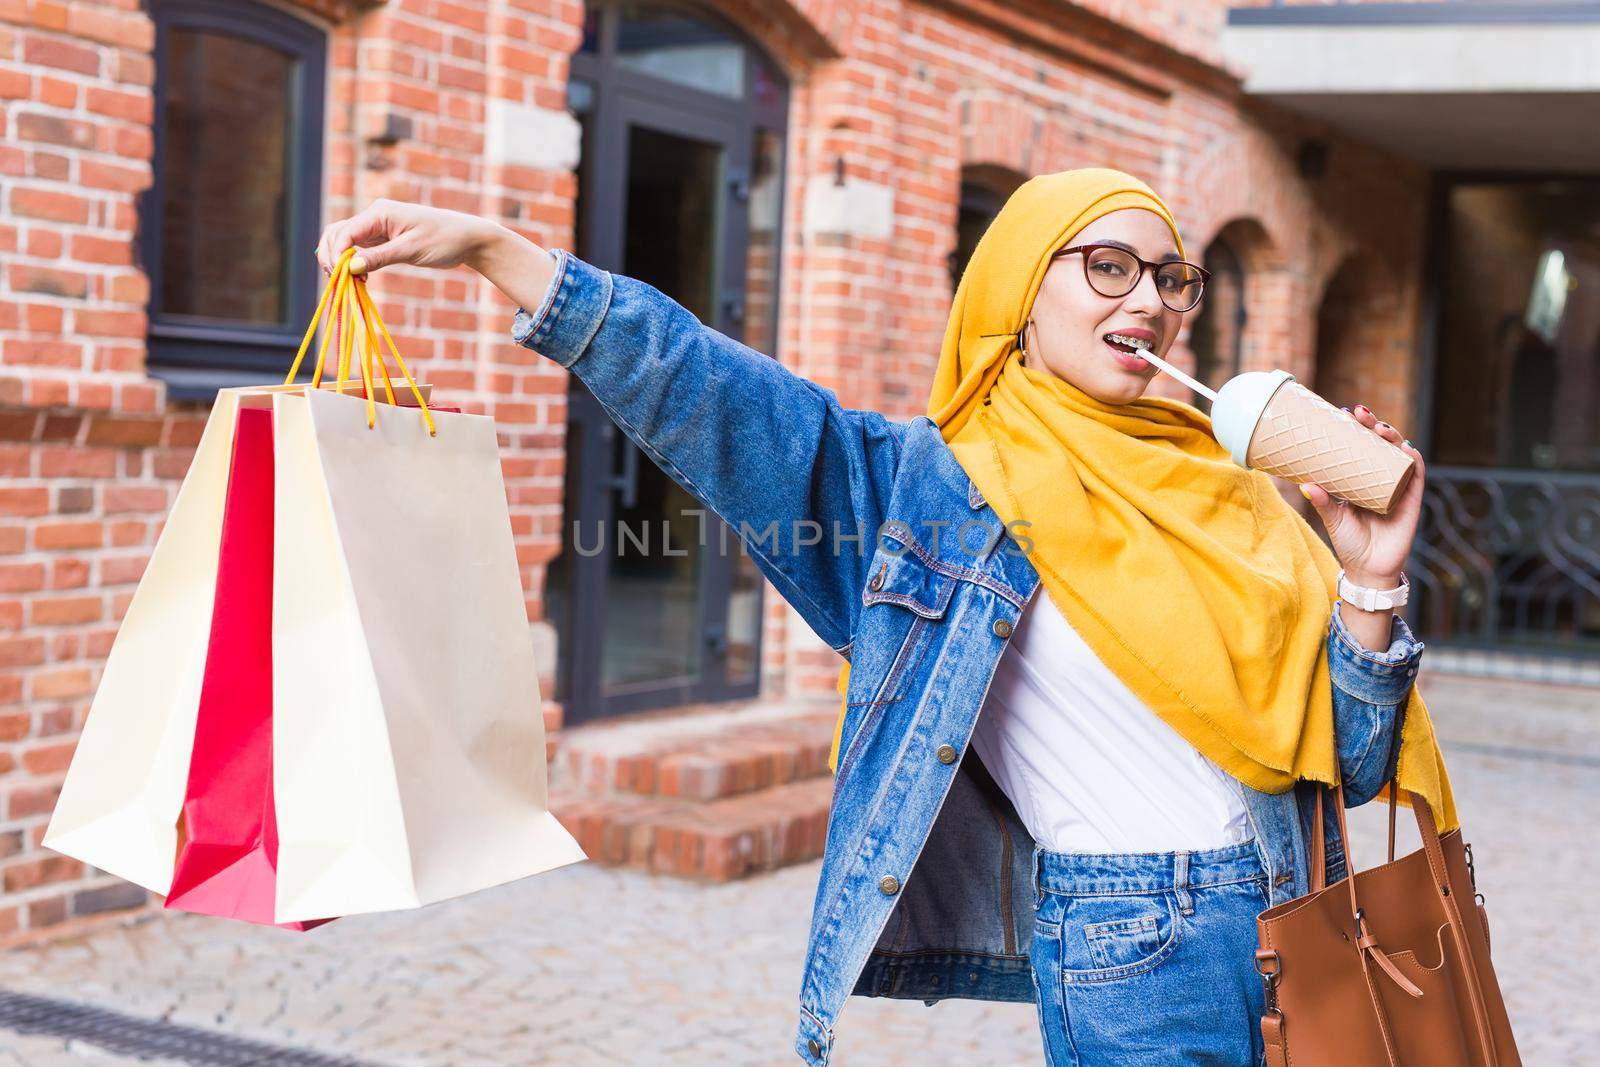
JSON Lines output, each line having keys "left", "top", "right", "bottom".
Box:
{"left": 284, "top": 248, "right": 437, "bottom": 436}
{"left": 1310, "top": 785, "right": 1327, "bottom": 892}
{"left": 1328, "top": 780, "right": 1500, "bottom": 1067}
{"left": 1310, "top": 782, "right": 1391, "bottom": 891}
{"left": 1330, "top": 782, "right": 1408, "bottom": 1065}
{"left": 1387, "top": 778, "right": 1398, "bottom": 863}
{"left": 1411, "top": 790, "right": 1500, "bottom": 1066}
{"left": 1314, "top": 701, "right": 1405, "bottom": 893}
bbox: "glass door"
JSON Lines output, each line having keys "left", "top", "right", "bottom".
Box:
{"left": 1413, "top": 176, "right": 1600, "bottom": 657}
{"left": 552, "top": 3, "right": 786, "bottom": 722}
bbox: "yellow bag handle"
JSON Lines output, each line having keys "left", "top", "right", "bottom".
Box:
{"left": 285, "top": 247, "right": 437, "bottom": 436}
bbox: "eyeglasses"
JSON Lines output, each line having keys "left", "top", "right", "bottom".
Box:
{"left": 1053, "top": 243, "right": 1210, "bottom": 313}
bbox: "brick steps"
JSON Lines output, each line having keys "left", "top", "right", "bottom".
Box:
{"left": 551, "top": 776, "right": 834, "bottom": 881}
{"left": 558, "top": 704, "right": 838, "bottom": 801}
{"left": 548, "top": 701, "right": 838, "bottom": 881}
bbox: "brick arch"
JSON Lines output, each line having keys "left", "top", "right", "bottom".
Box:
{"left": 1311, "top": 253, "right": 1413, "bottom": 419}
{"left": 1191, "top": 215, "right": 1285, "bottom": 276}
{"left": 1180, "top": 125, "right": 1296, "bottom": 270}
{"left": 1173, "top": 216, "right": 1287, "bottom": 382}
{"left": 956, "top": 92, "right": 1050, "bottom": 179}
{"left": 686, "top": 0, "right": 845, "bottom": 73}
{"left": 534, "top": 0, "right": 840, "bottom": 86}
{"left": 275, "top": 0, "right": 382, "bottom": 24}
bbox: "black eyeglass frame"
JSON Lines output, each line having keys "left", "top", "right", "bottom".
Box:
{"left": 1053, "top": 243, "right": 1211, "bottom": 313}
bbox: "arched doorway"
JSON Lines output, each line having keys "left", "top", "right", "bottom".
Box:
{"left": 948, "top": 165, "right": 1025, "bottom": 293}
{"left": 1188, "top": 233, "right": 1246, "bottom": 410}
{"left": 551, "top": 2, "right": 788, "bottom": 721}
{"left": 1312, "top": 254, "right": 1405, "bottom": 416}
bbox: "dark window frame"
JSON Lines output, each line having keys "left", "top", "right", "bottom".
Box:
{"left": 140, "top": 0, "right": 327, "bottom": 400}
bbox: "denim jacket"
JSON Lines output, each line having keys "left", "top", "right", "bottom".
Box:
{"left": 512, "top": 250, "right": 1424, "bottom": 1067}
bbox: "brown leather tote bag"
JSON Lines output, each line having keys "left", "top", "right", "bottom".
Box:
{"left": 1254, "top": 780, "right": 1521, "bottom": 1066}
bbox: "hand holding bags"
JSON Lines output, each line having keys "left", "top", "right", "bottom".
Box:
{"left": 45, "top": 250, "right": 585, "bottom": 924}
{"left": 1255, "top": 779, "right": 1520, "bottom": 1065}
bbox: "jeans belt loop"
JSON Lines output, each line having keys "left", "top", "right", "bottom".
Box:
{"left": 1173, "top": 851, "right": 1195, "bottom": 916}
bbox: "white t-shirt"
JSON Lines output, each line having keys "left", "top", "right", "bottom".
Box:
{"left": 969, "top": 588, "right": 1253, "bottom": 854}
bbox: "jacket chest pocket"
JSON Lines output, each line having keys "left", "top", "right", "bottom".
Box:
{"left": 853, "top": 546, "right": 953, "bottom": 709}
{"left": 862, "top": 539, "right": 957, "bottom": 620}
{"left": 837, "top": 542, "right": 957, "bottom": 782}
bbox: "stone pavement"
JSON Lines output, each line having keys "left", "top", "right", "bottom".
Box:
{"left": 0, "top": 671, "right": 1596, "bottom": 1066}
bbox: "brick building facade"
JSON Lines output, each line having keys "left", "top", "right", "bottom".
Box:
{"left": 2, "top": 0, "right": 1595, "bottom": 935}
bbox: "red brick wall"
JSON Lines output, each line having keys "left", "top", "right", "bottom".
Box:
{"left": 0, "top": 0, "right": 590, "bottom": 940}
{"left": 1, "top": 0, "right": 1435, "bottom": 936}
{"left": 3, "top": 0, "right": 163, "bottom": 937}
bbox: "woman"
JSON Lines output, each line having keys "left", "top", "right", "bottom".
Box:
{"left": 317, "top": 168, "right": 1455, "bottom": 1066}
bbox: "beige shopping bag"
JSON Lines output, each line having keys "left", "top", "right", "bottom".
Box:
{"left": 48, "top": 249, "right": 582, "bottom": 917}
{"left": 42, "top": 380, "right": 438, "bottom": 895}
{"left": 270, "top": 387, "right": 583, "bottom": 921}
{"left": 43, "top": 386, "right": 244, "bottom": 892}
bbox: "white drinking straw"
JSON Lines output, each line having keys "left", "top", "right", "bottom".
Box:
{"left": 1133, "top": 347, "right": 1218, "bottom": 403}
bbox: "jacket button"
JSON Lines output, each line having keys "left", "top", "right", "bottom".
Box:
{"left": 936, "top": 744, "right": 957, "bottom": 765}
{"left": 807, "top": 1038, "right": 821, "bottom": 1057}
{"left": 878, "top": 874, "right": 901, "bottom": 895}
{"left": 992, "top": 618, "right": 1013, "bottom": 639}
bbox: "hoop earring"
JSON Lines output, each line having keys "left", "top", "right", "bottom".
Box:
{"left": 1018, "top": 319, "right": 1034, "bottom": 362}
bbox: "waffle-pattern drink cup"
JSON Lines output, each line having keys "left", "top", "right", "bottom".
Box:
{"left": 1211, "top": 370, "right": 1415, "bottom": 514}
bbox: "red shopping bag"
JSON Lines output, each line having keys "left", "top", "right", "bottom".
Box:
{"left": 165, "top": 396, "right": 463, "bottom": 929}
{"left": 165, "top": 406, "right": 329, "bottom": 930}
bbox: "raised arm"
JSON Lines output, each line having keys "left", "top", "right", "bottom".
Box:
{"left": 318, "top": 200, "right": 903, "bottom": 651}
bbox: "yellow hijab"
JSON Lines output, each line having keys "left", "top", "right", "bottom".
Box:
{"left": 831, "top": 168, "right": 1457, "bottom": 831}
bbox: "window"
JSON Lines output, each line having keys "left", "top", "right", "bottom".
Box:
{"left": 141, "top": 0, "right": 327, "bottom": 398}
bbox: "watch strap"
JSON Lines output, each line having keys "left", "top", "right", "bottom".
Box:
{"left": 1337, "top": 569, "right": 1410, "bottom": 611}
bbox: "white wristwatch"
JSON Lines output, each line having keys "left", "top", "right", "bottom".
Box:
{"left": 1337, "top": 569, "right": 1410, "bottom": 612}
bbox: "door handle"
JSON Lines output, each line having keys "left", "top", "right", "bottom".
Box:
{"left": 604, "top": 423, "right": 640, "bottom": 509}
{"left": 704, "top": 623, "right": 729, "bottom": 656}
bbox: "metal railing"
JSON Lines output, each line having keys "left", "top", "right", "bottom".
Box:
{"left": 1409, "top": 466, "right": 1600, "bottom": 659}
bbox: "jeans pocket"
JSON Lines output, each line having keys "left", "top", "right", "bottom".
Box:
{"left": 1058, "top": 890, "right": 1183, "bottom": 984}
{"left": 1029, "top": 897, "right": 1075, "bottom": 1067}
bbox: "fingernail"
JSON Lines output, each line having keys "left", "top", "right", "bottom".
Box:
{"left": 1403, "top": 439, "right": 1412, "bottom": 448}
{"left": 1378, "top": 421, "right": 1391, "bottom": 430}
{"left": 1298, "top": 484, "right": 1313, "bottom": 500}
{"left": 350, "top": 255, "right": 368, "bottom": 274}
{"left": 1340, "top": 406, "right": 1351, "bottom": 413}
{"left": 1356, "top": 405, "right": 1370, "bottom": 415}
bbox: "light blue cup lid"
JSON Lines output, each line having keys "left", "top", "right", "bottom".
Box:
{"left": 1211, "top": 369, "right": 1295, "bottom": 468}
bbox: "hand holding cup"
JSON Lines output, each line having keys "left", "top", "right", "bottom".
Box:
{"left": 1129, "top": 352, "right": 1424, "bottom": 589}
{"left": 1298, "top": 404, "right": 1425, "bottom": 590}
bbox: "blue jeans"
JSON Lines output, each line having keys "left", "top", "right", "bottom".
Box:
{"left": 1029, "top": 841, "right": 1269, "bottom": 1066}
